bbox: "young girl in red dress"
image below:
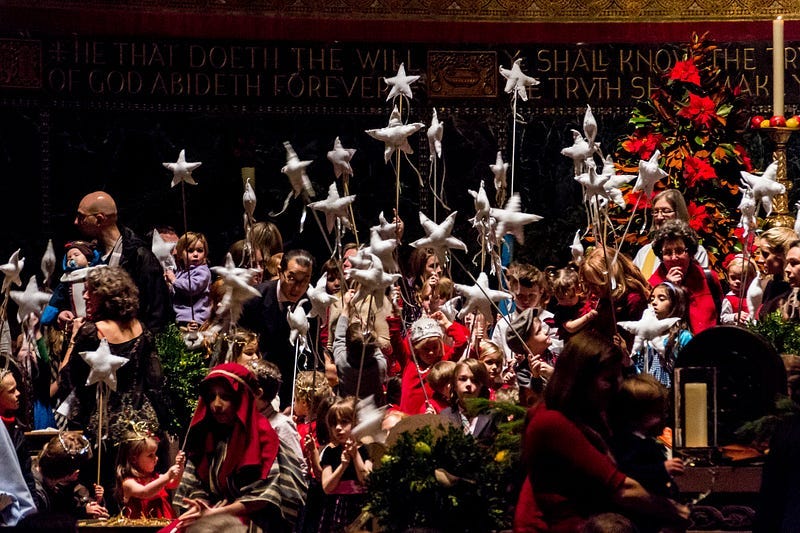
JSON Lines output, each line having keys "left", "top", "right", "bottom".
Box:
{"left": 116, "top": 428, "right": 185, "bottom": 519}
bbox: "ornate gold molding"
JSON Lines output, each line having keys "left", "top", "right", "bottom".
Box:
{"left": 0, "top": 0, "right": 794, "bottom": 22}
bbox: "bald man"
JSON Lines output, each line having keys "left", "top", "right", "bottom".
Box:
{"left": 61, "top": 191, "right": 173, "bottom": 332}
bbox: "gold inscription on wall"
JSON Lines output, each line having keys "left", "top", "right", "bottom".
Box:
{"left": 24, "top": 38, "right": 793, "bottom": 105}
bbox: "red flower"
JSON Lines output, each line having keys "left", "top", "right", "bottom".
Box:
{"left": 687, "top": 201, "right": 711, "bottom": 232}
{"left": 683, "top": 155, "right": 717, "bottom": 188}
{"left": 624, "top": 189, "right": 651, "bottom": 209}
{"left": 621, "top": 132, "right": 663, "bottom": 160}
{"left": 669, "top": 60, "right": 701, "bottom": 85}
{"left": 734, "top": 143, "right": 753, "bottom": 171}
{"left": 677, "top": 94, "right": 718, "bottom": 129}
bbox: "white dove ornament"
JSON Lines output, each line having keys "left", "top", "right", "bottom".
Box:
{"left": 1, "top": 249, "right": 24, "bottom": 293}
{"left": 306, "top": 273, "right": 339, "bottom": 319}
{"left": 468, "top": 181, "right": 491, "bottom": 227}
{"left": 499, "top": 58, "right": 539, "bottom": 101}
{"left": 351, "top": 395, "right": 388, "bottom": 443}
{"left": 152, "top": 229, "right": 177, "bottom": 271}
{"left": 634, "top": 150, "right": 668, "bottom": 198}
{"left": 490, "top": 151, "right": 509, "bottom": 205}
{"left": 288, "top": 301, "right": 310, "bottom": 353}
{"left": 411, "top": 211, "right": 468, "bottom": 255}
{"left": 365, "top": 106, "right": 425, "bottom": 163}
{"left": 601, "top": 155, "right": 637, "bottom": 209}
{"left": 583, "top": 104, "right": 597, "bottom": 145}
{"left": 746, "top": 271, "right": 765, "bottom": 323}
{"left": 738, "top": 188, "right": 757, "bottom": 239}
{"left": 163, "top": 149, "right": 202, "bottom": 187}
{"left": 327, "top": 137, "right": 356, "bottom": 180}
{"left": 740, "top": 161, "right": 785, "bottom": 216}
{"left": 795, "top": 201, "right": 800, "bottom": 236}
{"left": 365, "top": 228, "right": 400, "bottom": 273}
{"left": 308, "top": 183, "right": 357, "bottom": 234}
{"left": 490, "top": 194, "right": 543, "bottom": 244}
{"left": 570, "top": 231, "right": 584, "bottom": 266}
{"left": 454, "top": 272, "right": 511, "bottom": 322}
{"left": 384, "top": 63, "right": 420, "bottom": 102}
{"left": 561, "top": 130, "right": 598, "bottom": 176}
{"left": 243, "top": 180, "right": 257, "bottom": 223}
{"left": 346, "top": 252, "right": 400, "bottom": 309}
{"left": 427, "top": 108, "right": 444, "bottom": 160}
{"left": 617, "top": 307, "right": 680, "bottom": 356}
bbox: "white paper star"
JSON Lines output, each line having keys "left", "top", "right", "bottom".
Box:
{"left": 308, "top": 183, "right": 357, "bottom": 234}
{"left": 10, "top": 276, "right": 51, "bottom": 323}
{"left": 364, "top": 227, "right": 399, "bottom": 273}
{"left": 617, "top": 307, "right": 680, "bottom": 355}
{"left": 575, "top": 163, "right": 611, "bottom": 202}
{"left": 600, "top": 155, "right": 637, "bottom": 209}
{"left": 80, "top": 338, "right": 129, "bottom": 391}
{"left": 211, "top": 253, "right": 261, "bottom": 325}
{"left": 371, "top": 211, "right": 400, "bottom": 240}
{"left": 634, "top": 150, "right": 668, "bottom": 199}
{"left": 490, "top": 151, "right": 509, "bottom": 205}
{"left": 306, "top": 273, "right": 339, "bottom": 319}
{"left": 163, "top": 149, "right": 202, "bottom": 188}
{"left": 282, "top": 141, "right": 315, "bottom": 199}
{"left": 384, "top": 63, "right": 420, "bottom": 101}
{"left": 490, "top": 194, "right": 542, "bottom": 245}
{"left": 287, "top": 300, "right": 310, "bottom": 352}
{"left": 583, "top": 104, "right": 597, "bottom": 145}
{"left": 570, "top": 230, "right": 584, "bottom": 266}
{"left": 499, "top": 58, "right": 539, "bottom": 101}
{"left": 427, "top": 108, "right": 443, "bottom": 160}
{"left": 1, "top": 249, "right": 24, "bottom": 293}
{"left": 41, "top": 239, "right": 56, "bottom": 287}
{"left": 243, "top": 180, "right": 257, "bottom": 223}
{"left": 411, "top": 211, "right": 467, "bottom": 255}
{"left": 327, "top": 137, "right": 356, "bottom": 180}
{"left": 365, "top": 106, "right": 426, "bottom": 163}
{"left": 152, "top": 229, "right": 177, "bottom": 272}
{"left": 561, "top": 129, "right": 600, "bottom": 176}
{"left": 454, "top": 272, "right": 511, "bottom": 322}
{"left": 346, "top": 252, "right": 400, "bottom": 309}
{"left": 740, "top": 161, "right": 784, "bottom": 216}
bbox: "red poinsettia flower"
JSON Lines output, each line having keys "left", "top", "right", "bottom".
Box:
{"left": 687, "top": 201, "right": 712, "bottom": 232}
{"left": 677, "top": 94, "right": 718, "bottom": 129}
{"left": 621, "top": 132, "right": 663, "bottom": 160}
{"left": 734, "top": 143, "right": 754, "bottom": 171}
{"left": 683, "top": 155, "right": 717, "bottom": 188}
{"left": 669, "top": 60, "right": 701, "bottom": 85}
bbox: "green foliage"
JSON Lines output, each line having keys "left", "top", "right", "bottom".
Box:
{"left": 155, "top": 324, "right": 208, "bottom": 435}
{"left": 735, "top": 395, "right": 799, "bottom": 447}
{"left": 747, "top": 310, "right": 800, "bottom": 355}
{"left": 366, "top": 423, "right": 516, "bottom": 532}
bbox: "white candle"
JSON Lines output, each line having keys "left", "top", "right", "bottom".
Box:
{"left": 684, "top": 383, "right": 708, "bottom": 448}
{"left": 774, "top": 16, "right": 785, "bottom": 117}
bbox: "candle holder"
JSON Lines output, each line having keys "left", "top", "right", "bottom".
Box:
{"left": 674, "top": 366, "right": 718, "bottom": 452}
{"left": 760, "top": 126, "right": 796, "bottom": 229}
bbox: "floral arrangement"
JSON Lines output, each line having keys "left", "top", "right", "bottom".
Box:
{"left": 366, "top": 400, "right": 525, "bottom": 532}
{"left": 612, "top": 32, "right": 753, "bottom": 275}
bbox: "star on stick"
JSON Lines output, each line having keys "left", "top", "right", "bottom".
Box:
{"left": 454, "top": 272, "right": 511, "bottom": 322}
{"left": 346, "top": 252, "right": 400, "bottom": 309}
{"left": 1, "top": 249, "right": 24, "bottom": 293}
{"left": 308, "top": 183, "right": 357, "bottom": 233}
{"left": 211, "top": 253, "right": 261, "bottom": 325}
{"left": 371, "top": 211, "right": 400, "bottom": 240}
{"left": 384, "top": 63, "right": 420, "bottom": 101}
{"left": 561, "top": 129, "right": 600, "bottom": 176}
{"left": 306, "top": 273, "right": 339, "bottom": 319}
{"left": 617, "top": 307, "right": 680, "bottom": 356}
{"left": 490, "top": 194, "right": 542, "bottom": 245}
{"left": 10, "top": 276, "right": 51, "bottom": 323}
{"left": 281, "top": 141, "right": 315, "bottom": 199}
{"left": 163, "top": 149, "right": 202, "bottom": 188}
{"left": 634, "top": 150, "right": 668, "bottom": 198}
{"left": 575, "top": 163, "right": 611, "bottom": 203}
{"left": 601, "top": 155, "right": 637, "bottom": 209}
{"left": 327, "top": 137, "right": 356, "bottom": 180}
{"left": 427, "top": 108, "right": 443, "bottom": 160}
{"left": 80, "top": 338, "right": 129, "bottom": 391}
{"left": 364, "top": 227, "right": 400, "bottom": 273}
{"left": 411, "top": 211, "right": 467, "bottom": 256}
{"left": 490, "top": 151, "right": 509, "bottom": 206}
{"left": 365, "top": 106, "right": 425, "bottom": 163}
{"left": 740, "top": 161, "right": 784, "bottom": 216}
{"left": 499, "top": 58, "right": 539, "bottom": 101}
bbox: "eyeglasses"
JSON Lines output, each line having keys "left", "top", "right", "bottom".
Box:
{"left": 652, "top": 208, "right": 675, "bottom": 216}
{"left": 75, "top": 211, "right": 96, "bottom": 223}
{"left": 661, "top": 247, "right": 688, "bottom": 258}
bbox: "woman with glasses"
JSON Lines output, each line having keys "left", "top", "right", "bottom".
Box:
{"left": 648, "top": 220, "right": 721, "bottom": 334}
{"left": 633, "top": 190, "right": 708, "bottom": 280}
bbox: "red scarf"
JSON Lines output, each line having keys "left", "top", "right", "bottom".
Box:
{"left": 185, "top": 363, "right": 278, "bottom": 489}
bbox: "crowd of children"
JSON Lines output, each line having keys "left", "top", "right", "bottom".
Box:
{"left": 1, "top": 185, "right": 790, "bottom": 531}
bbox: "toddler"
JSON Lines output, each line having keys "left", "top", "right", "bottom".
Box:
{"left": 41, "top": 241, "right": 100, "bottom": 326}
{"left": 33, "top": 432, "right": 108, "bottom": 519}
{"left": 720, "top": 254, "right": 758, "bottom": 324}
{"left": 165, "top": 231, "right": 212, "bottom": 329}
{"left": 319, "top": 396, "right": 372, "bottom": 533}
{"left": 115, "top": 428, "right": 185, "bottom": 519}
{"left": 546, "top": 265, "right": 596, "bottom": 341}
{"left": 425, "top": 360, "right": 456, "bottom": 413}
{"left": 637, "top": 282, "right": 693, "bottom": 388}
